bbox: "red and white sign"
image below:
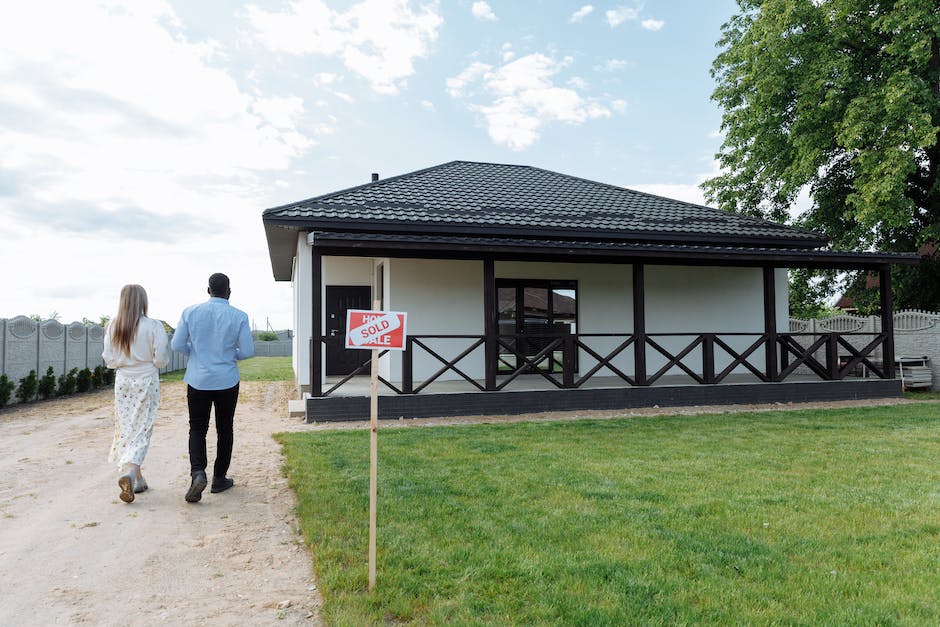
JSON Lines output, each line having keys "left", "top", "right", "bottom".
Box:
{"left": 344, "top": 310, "right": 408, "bottom": 351}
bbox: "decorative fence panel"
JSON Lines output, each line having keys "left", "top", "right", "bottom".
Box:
{"left": 790, "top": 310, "right": 940, "bottom": 390}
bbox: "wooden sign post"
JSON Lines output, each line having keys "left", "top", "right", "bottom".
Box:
{"left": 345, "top": 307, "right": 407, "bottom": 592}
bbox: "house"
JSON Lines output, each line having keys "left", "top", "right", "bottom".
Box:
{"left": 262, "top": 161, "right": 919, "bottom": 421}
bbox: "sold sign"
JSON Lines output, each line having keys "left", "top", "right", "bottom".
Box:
{"left": 345, "top": 310, "right": 407, "bottom": 351}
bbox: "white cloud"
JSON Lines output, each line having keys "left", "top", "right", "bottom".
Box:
{"left": 447, "top": 53, "right": 610, "bottom": 150}
{"left": 0, "top": 1, "right": 311, "bottom": 203}
{"left": 313, "top": 72, "right": 341, "bottom": 86}
{"left": 570, "top": 5, "right": 594, "bottom": 22}
{"left": 0, "top": 0, "right": 305, "bottom": 327}
{"left": 567, "top": 76, "right": 589, "bottom": 90}
{"left": 629, "top": 160, "right": 722, "bottom": 206}
{"left": 597, "top": 59, "right": 628, "bottom": 72}
{"left": 611, "top": 99, "right": 627, "bottom": 113}
{"left": 627, "top": 183, "right": 706, "bottom": 205}
{"left": 501, "top": 42, "right": 515, "bottom": 62}
{"left": 471, "top": 1, "right": 497, "bottom": 21}
{"left": 244, "top": 0, "right": 443, "bottom": 95}
{"left": 641, "top": 18, "right": 665, "bottom": 31}
{"left": 420, "top": 99, "right": 437, "bottom": 112}
{"left": 445, "top": 62, "right": 491, "bottom": 98}
{"left": 606, "top": 6, "right": 640, "bottom": 27}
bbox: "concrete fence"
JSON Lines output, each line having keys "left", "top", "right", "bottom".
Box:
{"left": 790, "top": 309, "right": 940, "bottom": 390}
{"left": 0, "top": 316, "right": 295, "bottom": 388}
{"left": 0, "top": 316, "right": 188, "bottom": 388}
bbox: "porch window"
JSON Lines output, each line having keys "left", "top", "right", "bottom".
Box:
{"left": 496, "top": 279, "right": 578, "bottom": 373}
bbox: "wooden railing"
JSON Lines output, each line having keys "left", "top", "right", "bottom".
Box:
{"left": 312, "top": 331, "right": 890, "bottom": 397}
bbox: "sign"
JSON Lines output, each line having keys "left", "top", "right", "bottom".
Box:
{"left": 344, "top": 309, "right": 407, "bottom": 351}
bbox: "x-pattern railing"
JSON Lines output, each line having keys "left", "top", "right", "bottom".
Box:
{"left": 315, "top": 331, "right": 889, "bottom": 396}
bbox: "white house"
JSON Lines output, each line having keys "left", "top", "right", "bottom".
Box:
{"left": 263, "top": 161, "right": 916, "bottom": 421}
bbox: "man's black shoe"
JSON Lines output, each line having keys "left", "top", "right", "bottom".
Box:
{"left": 211, "top": 477, "right": 235, "bottom": 493}
{"left": 185, "top": 470, "right": 208, "bottom": 503}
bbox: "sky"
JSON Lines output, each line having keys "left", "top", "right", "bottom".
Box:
{"left": 0, "top": 0, "right": 741, "bottom": 330}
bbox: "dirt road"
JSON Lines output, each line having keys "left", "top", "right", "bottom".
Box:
{"left": 0, "top": 381, "right": 322, "bottom": 626}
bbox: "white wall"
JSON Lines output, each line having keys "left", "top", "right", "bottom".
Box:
{"left": 292, "top": 233, "right": 311, "bottom": 388}
{"left": 386, "top": 258, "right": 485, "bottom": 382}
{"left": 644, "top": 266, "right": 785, "bottom": 376}
{"left": 293, "top": 254, "right": 790, "bottom": 389}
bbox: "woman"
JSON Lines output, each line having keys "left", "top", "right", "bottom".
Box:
{"left": 102, "top": 284, "right": 169, "bottom": 503}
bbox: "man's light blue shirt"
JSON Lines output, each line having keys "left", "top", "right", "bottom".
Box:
{"left": 171, "top": 297, "right": 254, "bottom": 390}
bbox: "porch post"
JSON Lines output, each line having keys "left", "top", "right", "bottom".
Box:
{"left": 483, "top": 258, "right": 497, "bottom": 391}
{"left": 762, "top": 266, "right": 779, "bottom": 381}
{"left": 311, "top": 244, "right": 323, "bottom": 397}
{"left": 633, "top": 263, "right": 647, "bottom": 386}
{"left": 879, "top": 265, "right": 896, "bottom": 379}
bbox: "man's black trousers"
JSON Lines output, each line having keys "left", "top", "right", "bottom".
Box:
{"left": 187, "top": 383, "right": 239, "bottom": 477}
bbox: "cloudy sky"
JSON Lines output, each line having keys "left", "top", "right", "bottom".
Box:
{"left": 0, "top": 0, "right": 738, "bottom": 329}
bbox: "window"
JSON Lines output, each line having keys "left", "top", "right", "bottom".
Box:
{"left": 496, "top": 279, "right": 577, "bottom": 372}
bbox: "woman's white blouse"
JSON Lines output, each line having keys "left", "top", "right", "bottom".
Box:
{"left": 102, "top": 316, "right": 170, "bottom": 377}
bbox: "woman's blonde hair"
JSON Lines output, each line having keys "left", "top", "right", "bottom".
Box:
{"left": 112, "top": 284, "right": 148, "bottom": 356}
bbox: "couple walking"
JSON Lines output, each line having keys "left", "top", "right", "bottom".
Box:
{"left": 101, "top": 273, "right": 255, "bottom": 504}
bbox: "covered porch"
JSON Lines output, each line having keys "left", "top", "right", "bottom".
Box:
{"left": 304, "top": 235, "right": 907, "bottom": 422}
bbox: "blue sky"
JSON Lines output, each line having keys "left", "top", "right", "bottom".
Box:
{"left": 0, "top": 0, "right": 739, "bottom": 329}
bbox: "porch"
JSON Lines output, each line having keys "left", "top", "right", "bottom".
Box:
{"left": 305, "top": 325, "right": 901, "bottom": 421}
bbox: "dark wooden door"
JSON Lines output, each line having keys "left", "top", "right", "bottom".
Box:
{"left": 325, "top": 286, "right": 372, "bottom": 375}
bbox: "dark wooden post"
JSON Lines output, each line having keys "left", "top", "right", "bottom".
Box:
{"left": 402, "top": 336, "right": 413, "bottom": 394}
{"left": 702, "top": 333, "right": 715, "bottom": 383}
{"left": 563, "top": 334, "right": 575, "bottom": 387}
{"left": 879, "top": 265, "right": 896, "bottom": 379}
{"left": 311, "top": 245, "right": 323, "bottom": 397}
{"left": 483, "top": 258, "right": 497, "bottom": 391}
{"left": 826, "top": 333, "right": 840, "bottom": 380}
{"left": 633, "top": 263, "right": 647, "bottom": 386}
{"left": 763, "top": 266, "right": 779, "bottom": 382}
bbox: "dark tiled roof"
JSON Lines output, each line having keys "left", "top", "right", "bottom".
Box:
{"left": 264, "top": 161, "right": 828, "bottom": 248}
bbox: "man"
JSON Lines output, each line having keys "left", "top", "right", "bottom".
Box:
{"left": 171, "top": 273, "right": 254, "bottom": 503}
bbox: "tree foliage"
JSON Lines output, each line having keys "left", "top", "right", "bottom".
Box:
{"left": 705, "top": 0, "right": 940, "bottom": 311}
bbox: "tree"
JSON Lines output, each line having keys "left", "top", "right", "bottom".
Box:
{"left": 704, "top": 0, "right": 940, "bottom": 313}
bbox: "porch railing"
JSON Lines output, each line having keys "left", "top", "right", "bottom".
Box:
{"left": 312, "top": 331, "right": 890, "bottom": 397}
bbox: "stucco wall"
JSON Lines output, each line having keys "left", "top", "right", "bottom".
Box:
{"left": 387, "top": 258, "right": 485, "bottom": 382}
{"left": 292, "top": 233, "right": 312, "bottom": 387}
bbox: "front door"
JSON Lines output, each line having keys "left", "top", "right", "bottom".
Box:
{"left": 325, "top": 285, "right": 372, "bottom": 375}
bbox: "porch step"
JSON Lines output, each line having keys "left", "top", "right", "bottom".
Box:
{"left": 288, "top": 399, "right": 307, "bottom": 418}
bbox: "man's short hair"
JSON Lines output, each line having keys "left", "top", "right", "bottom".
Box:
{"left": 208, "top": 273, "right": 230, "bottom": 296}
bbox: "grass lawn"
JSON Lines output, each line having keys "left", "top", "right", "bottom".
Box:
{"left": 904, "top": 389, "right": 940, "bottom": 401}
{"left": 159, "top": 356, "right": 293, "bottom": 382}
{"left": 278, "top": 401, "right": 940, "bottom": 624}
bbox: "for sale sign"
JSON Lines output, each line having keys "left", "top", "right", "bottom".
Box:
{"left": 345, "top": 310, "right": 408, "bottom": 351}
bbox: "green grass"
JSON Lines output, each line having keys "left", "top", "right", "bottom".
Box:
{"left": 904, "top": 389, "right": 940, "bottom": 401}
{"left": 160, "top": 356, "right": 293, "bottom": 382}
{"left": 278, "top": 402, "right": 940, "bottom": 625}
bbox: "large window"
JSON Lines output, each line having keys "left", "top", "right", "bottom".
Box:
{"left": 496, "top": 279, "right": 577, "bottom": 372}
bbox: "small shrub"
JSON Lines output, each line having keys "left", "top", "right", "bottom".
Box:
{"left": 16, "top": 370, "right": 38, "bottom": 403}
{"left": 92, "top": 365, "right": 109, "bottom": 388}
{"left": 76, "top": 368, "right": 93, "bottom": 393}
{"left": 37, "top": 366, "right": 57, "bottom": 399}
{"left": 57, "top": 368, "right": 78, "bottom": 396}
{"left": 257, "top": 331, "right": 279, "bottom": 341}
{"left": 0, "top": 374, "right": 14, "bottom": 406}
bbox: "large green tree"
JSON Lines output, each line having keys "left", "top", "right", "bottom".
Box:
{"left": 704, "top": 0, "right": 940, "bottom": 314}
